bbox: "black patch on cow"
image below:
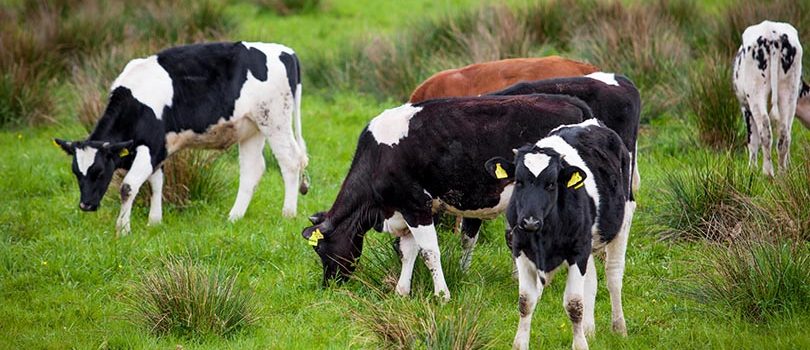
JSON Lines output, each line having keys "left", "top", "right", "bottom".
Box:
{"left": 120, "top": 183, "right": 132, "bottom": 202}
{"left": 779, "top": 33, "right": 796, "bottom": 74}
{"left": 519, "top": 294, "right": 530, "bottom": 317}
{"left": 744, "top": 106, "right": 753, "bottom": 144}
{"left": 566, "top": 298, "right": 584, "bottom": 323}
{"left": 754, "top": 46, "right": 768, "bottom": 71}
{"left": 461, "top": 218, "right": 482, "bottom": 238}
{"left": 246, "top": 47, "right": 268, "bottom": 81}
{"left": 278, "top": 51, "right": 300, "bottom": 96}
{"left": 801, "top": 81, "right": 810, "bottom": 98}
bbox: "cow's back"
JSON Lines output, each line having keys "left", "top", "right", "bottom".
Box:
{"left": 409, "top": 57, "right": 598, "bottom": 102}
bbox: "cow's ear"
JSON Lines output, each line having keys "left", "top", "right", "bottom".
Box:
{"left": 559, "top": 166, "right": 586, "bottom": 190}
{"left": 309, "top": 211, "right": 327, "bottom": 225}
{"left": 104, "top": 140, "right": 134, "bottom": 158}
{"left": 53, "top": 138, "right": 75, "bottom": 155}
{"left": 302, "top": 225, "right": 328, "bottom": 246}
{"left": 485, "top": 157, "right": 515, "bottom": 180}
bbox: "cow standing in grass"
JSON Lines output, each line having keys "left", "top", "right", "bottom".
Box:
{"left": 55, "top": 42, "right": 309, "bottom": 235}
{"left": 301, "top": 94, "right": 591, "bottom": 300}
{"left": 486, "top": 119, "right": 635, "bottom": 350}
{"left": 732, "top": 21, "right": 810, "bottom": 176}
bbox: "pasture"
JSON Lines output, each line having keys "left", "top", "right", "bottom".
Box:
{"left": 1, "top": 0, "right": 809, "bottom": 349}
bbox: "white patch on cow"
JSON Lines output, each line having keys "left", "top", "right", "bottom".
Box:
{"left": 383, "top": 211, "right": 409, "bottom": 236}
{"left": 550, "top": 118, "right": 602, "bottom": 135}
{"left": 116, "top": 145, "right": 154, "bottom": 235}
{"left": 367, "top": 104, "right": 423, "bottom": 146}
{"left": 536, "top": 135, "right": 601, "bottom": 234}
{"left": 441, "top": 184, "right": 513, "bottom": 219}
{"left": 523, "top": 152, "right": 550, "bottom": 177}
{"left": 111, "top": 55, "right": 173, "bottom": 120}
{"left": 75, "top": 146, "right": 98, "bottom": 176}
{"left": 586, "top": 71, "right": 619, "bottom": 86}
{"left": 513, "top": 251, "right": 544, "bottom": 350}
{"left": 409, "top": 223, "right": 450, "bottom": 300}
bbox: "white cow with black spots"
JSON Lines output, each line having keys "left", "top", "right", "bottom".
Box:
{"left": 55, "top": 42, "right": 309, "bottom": 235}
{"left": 733, "top": 20, "right": 810, "bottom": 176}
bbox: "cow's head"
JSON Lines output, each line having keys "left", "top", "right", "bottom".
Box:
{"left": 486, "top": 144, "right": 586, "bottom": 233}
{"left": 54, "top": 139, "right": 133, "bottom": 211}
{"left": 301, "top": 211, "right": 366, "bottom": 286}
{"left": 797, "top": 80, "right": 810, "bottom": 129}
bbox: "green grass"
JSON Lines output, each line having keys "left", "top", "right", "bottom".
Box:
{"left": 3, "top": 0, "right": 810, "bottom": 349}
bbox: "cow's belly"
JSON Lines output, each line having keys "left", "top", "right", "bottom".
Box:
{"left": 165, "top": 117, "right": 256, "bottom": 154}
{"left": 435, "top": 184, "right": 513, "bottom": 220}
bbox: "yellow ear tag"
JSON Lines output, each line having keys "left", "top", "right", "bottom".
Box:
{"left": 119, "top": 148, "right": 129, "bottom": 157}
{"left": 52, "top": 140, "right": 60, "bottom": 148}
{"left": 495, "top": 163, "right": 508, "bottom": 179}
{"left": 567, "top": 171, "right": 584, "bottom": 189}
{"left": 308, "top": 228, "right": 324, "bottom": 246}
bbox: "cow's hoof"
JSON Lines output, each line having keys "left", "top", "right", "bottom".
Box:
{"left": 572, "top": 336, "right": 589, "bottom": 350}
{"left": 282, "top": 208, "right": 296, "bottom": 218}
{"left": 148, "top": 216, "right": 162, "bottom": 226}
{"left": 435, "top": 289, "right": 451, "bottom": 303}
{"left": 395, "top": 285, "right": 411, "bottom": 297}
{"left": 116, "top": 224, "right": 131, "bottom": 237}
{"left": 612, "top": 318, "right": 627, "bottom": 336}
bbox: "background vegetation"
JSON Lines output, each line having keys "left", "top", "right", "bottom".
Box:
{"left": 1, "top": 0, "right": 809, "bottom": 348}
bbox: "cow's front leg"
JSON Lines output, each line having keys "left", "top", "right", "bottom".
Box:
{"left": 229, "top": 134, "right": 266, "bottom": 222}
{"left": 565, "top": 260, "right": 588, "bottom": 350}
{"left": 117, "top": 145, "right": 154, "bottom": 235}
{"left": 513, "top": 252, "right": 543, "bottom": 350}
{"left": 459, "top": 218, "right": 482, "bottom": 271}
{"left": 409, "top": 222, "right": 450, "bottom": 301}
{"left": 395, "top": 233, "right": 419, "bottom": 296}
{"left": 147, "top": 167, "right": 163, "bottom": 225}
{"left": 605, "top": 201, "right": 635, "bottom": 336}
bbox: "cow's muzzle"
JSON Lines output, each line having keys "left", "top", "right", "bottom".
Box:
{"left": 79, "top": 202, "right": 98, "bottom": 212}
{"left": 519, "top": 216, "right": 541, "bottom": 232}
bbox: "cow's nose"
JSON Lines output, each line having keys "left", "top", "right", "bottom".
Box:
{"left": 521, "top": 217, "right": 541, "bottom": 232}
{"left": 79, "top": 202, "right": 97, "bottom": 212}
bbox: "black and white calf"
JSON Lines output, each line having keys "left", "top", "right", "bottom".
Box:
{"left": 485, "top": 119, "right": 635, "bottom": 350}
{"left": 55, "top": 42, "right": 308, "bottom": 234}
{"left": 301, "top": 94, "right": 591, "bottom": 300}
{"left": 733, "top": 21, "right": 810, "bottom": 176}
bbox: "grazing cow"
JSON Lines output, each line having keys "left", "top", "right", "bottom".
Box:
{"left": 55, "top": 42, "right": 309, "bottom": 235}
{"left": 485, "top": 119, "right": 635, "bottom": 350}
{"left": 732, "top": 20, "right": 809, "bottom": 176}
{"left": 409, "top": 56, "right": 598, "bottom": 103}
{"left": 301, "top": 94, "right": 592, "bottom": 300}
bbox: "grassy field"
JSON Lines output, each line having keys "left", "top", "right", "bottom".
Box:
{"left": 2, "top": 0, "right": 810, "bottom": 349}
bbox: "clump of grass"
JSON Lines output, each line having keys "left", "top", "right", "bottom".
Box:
{"left": 658, "top": 154, "right": 763, "bottom": 241}
{"left": 128, "top": 256, "right": 258, "bottom": 339}
{"left": 254, "top": 0, "right": 322, "bottom": 15}
{"left": 345, "top": 279, "right": 494, "bottom": 350}
{"left": 689, "top": 239, "right": 810, "bottom": 322}
{"left": 763, "top": 149, "right": 810, "bottom": 241}
{"left": 713, "top": 0, "right": 810, "bottom": 59}
{"left": 688, "top": 54, "right": 744, "bottom": 148}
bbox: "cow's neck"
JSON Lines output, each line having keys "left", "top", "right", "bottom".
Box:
{"left": 325, "top": 156, "right": 383, "bottom": 242}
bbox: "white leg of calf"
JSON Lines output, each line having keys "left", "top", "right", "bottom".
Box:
{"left": 583, "top": 255, "right": 598, "bottom": 337}
{"left": 117, "top": 145, "right": 154, "bottom": 235}
{"left": 228, "top": 134, "right": 266, "bottom": 222}
{"left": 758, "top": 113, "right": 774, "bottom": 176}
{"left": 395, "top": 233, "right": 419, "bottom": 296}
{"left": 147, "top": 168, "right": 163, "bottom": 225}
{"left": 409, "top": 223, "right": 450, "bottom": 301}
{"left": 565, "top": 261, "right": 588, "bottom": 350}
{"left": 267, "top": 134, "right": 304, "bottom": 218}
{"left": 605, "top": 201, "right": 635, "bottom": 336}
{"left": 513, "top": 253, "right": 543, "bottom": 350}
{"left": 745, "top": 107, "right": 761, "bottom": 169}
{"left": 459, "top": 220, "right": 480, "bottom": 272}
{"left": 631, "top": 149, "right": 640, "bottom": 192}
{"left": 776, "top": 87, "right": 798, "bottom": 171}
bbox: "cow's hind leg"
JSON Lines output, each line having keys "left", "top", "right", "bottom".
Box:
{"left": 742, "top": 105, "right": 760, "bottom": 169}
{"left": 583, "top": 254, "right": 597, "bottom": 337}
{"left": 459, "top": 218, "right": 482, "bottom": 271}
{"left": 395, "top": 233, "right": 419, "bottom": 296}
{"left": 776, "top": 78, "right": 800, "bottom": 172}
{"left": 605, "top": 200, "right": 635, "bottom": 336}
{"left": 409, "top": 222, "right": 450, "bottom": 301}
{"left": 512, "top": 253, "right": 543, "bottom": 350}
{"left": 147, "top": 167, "right": 163, "bottom": 225}
{"left": 266, "top": 131, "right": 305, "bottom": 218}
{"left": 228, "top": 133, "right": 266, "bottom": 222}
{"left": 117, "top": 145, "right": 154, "bottom": 235}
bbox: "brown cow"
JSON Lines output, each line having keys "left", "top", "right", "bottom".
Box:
{"left": 409, "top": 56, "right": 599, "bottom": 102}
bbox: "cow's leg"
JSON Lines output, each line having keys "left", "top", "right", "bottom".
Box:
{"left": 266, "top": 132, "right": 305, "bottom": 218}
{"left": 742, "top": 105, "right": 760, "bottom": 168}
{"left": 117, "top": 145, "right": 154, "bottom": 235}
{"left": 605, "top": 200, "right": 635, "bottom": 336}
{"left": 147, "top": 167, "right": 163, "bottom": 225}
{"left": 564, "top": 261, "right": 588, "bottom": 350}
{"left": 512, "top": 253, "right": 543, "bottom": 350}
{"left": 583, "top": 254, "right": 597, "bottom": 337}
{"left": 409, "top": 223, "right": 450, "bottom": 301}
{"left": 395, "top": 233, "right": 419, "bottom": 296}
{"left": 631, "top": 142, "right": 640, "bottom": 192}
{"left": 228, "top": 133, "right": 266, "bottom": 222}
{"left": 459, "top": 218, "right": 482, "bottom": 271}
{"left": 752, "top": 100, "right": 774, "bottom": 176}
{"left": 776, "top": 80, "right": 800, "bottom": 172}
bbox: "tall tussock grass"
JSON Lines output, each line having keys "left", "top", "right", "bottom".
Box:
{"left": 688, "top": 239, "right": 810, "bottom": 322}
{"left": 713, "top": 0, "right": 810, "bottom": 59}
{"left": 688, "top": 55, "right": 744, "bottom": 148}
{"left": 127, "top": 256, "right": 258, "bottom": 339}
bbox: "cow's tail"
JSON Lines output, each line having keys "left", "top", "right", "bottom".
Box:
{"left": 292, "top": 53, "right": 306, "bottom": 156}
{"left": 769, "top": 39, "right": 780, "bottom": 120}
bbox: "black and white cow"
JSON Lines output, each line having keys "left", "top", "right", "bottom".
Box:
{"left": 301, "top": 94, "right": 592, "bottom": 300}
{"left": 733, "top": 21, "right": 810, "bottom": 176}
{"left": 485, "top": 119, "right": 635, "bottom": 350}
{"left": 55, "top": 42, "right": 309, "bottom": 234}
